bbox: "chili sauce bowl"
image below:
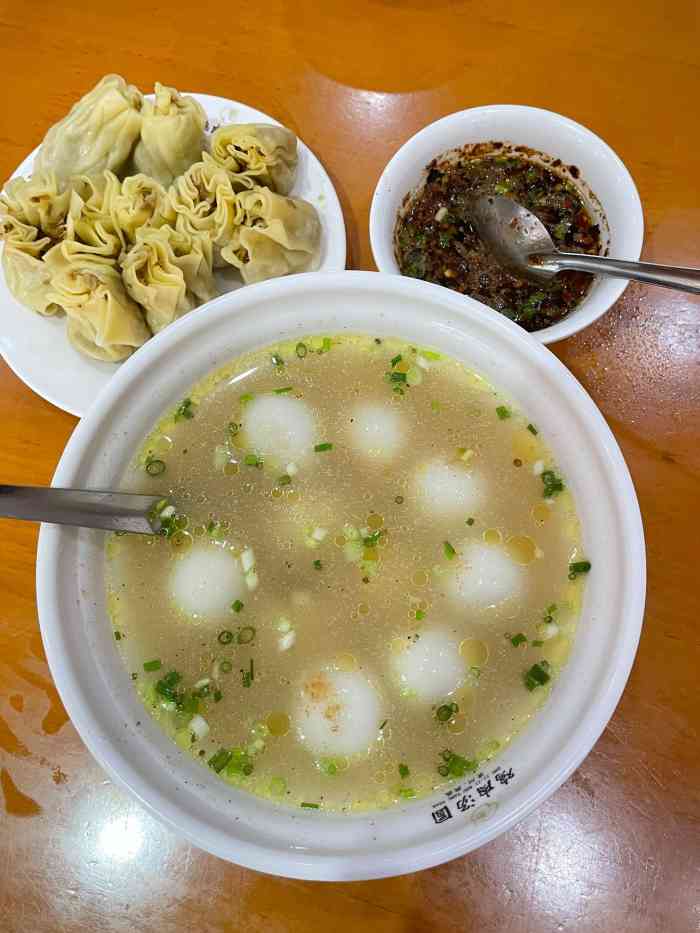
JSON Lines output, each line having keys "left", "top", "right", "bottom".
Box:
{"left": 369, "top": 105, "right": 644, "bottom": 344}
{"left": 36, "top": 272, "right": 645, "bottom": 879}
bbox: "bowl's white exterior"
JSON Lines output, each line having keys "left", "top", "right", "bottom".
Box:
{"left": 36, "top": 272, "right": 645, "bottom": 880}
{"left": 369, "top": 105, "right": 644, "bottom": 344}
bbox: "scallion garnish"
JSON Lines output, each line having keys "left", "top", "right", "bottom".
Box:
{"left": 218, "top": 630, "right": 234, "bottom": 645}
{"left": 313, "top": 559, "right": 322, "bottom": 570}
{"left": 244, "top": 453, "right": 263, "bottom": 467}
{"left": 239, "top": 393, "right": 254, "bottom": 406}
{"left": 213, "top": 689, "right": 223, "bottom": 703}
{"left": 274, "top": 386, "right": 293, "bottom": 394}
{"left": 524, "top": 660, "right": 551, "bottom": 691}
{"left": 321, "top": 337, "right": 332, "bottom": 353}
{"left": 398, "top": 787, "right": 416, "bottom": 799}
{"left": 114, "top": 631, "right": 122, "bottom": 641}
{"left": 300, "top": 802, "right": 319, "bottom": 809}
{"left": 510, "top": 633, "right": 527, "bottom": 647}
{"left": 220, "top": 659, "right": 233, "bottom": 673}
{"left": 314, "top": 442, "right": 333, "bottom": 452}
{"left": 143, "top": 659, "right": 162, "bottom": 672}
{"left": 295, "top": 342, "right": 307, "bottom": 358}
{"left": 568, "top": 560, "right": 591, "bottom": 579}
{"left": 277, "top": 474, "right": 292, "bottom": 486}
{"left": 228, "top": 421, "right": 239, "bottom": 436}
{"left": 208, "top": 748, "right": 232, "bottom": 773}
{"left": 531, "top": 639, "right": 544, "bottom": 647}
{"left": 438, "top": 749, "right": 478, "bottom": 778}
{"left": 466, "top": 517, "right": 475, "bottom": 526}
{"left": 145, "top": 457, "right": 166, "bottom": 476}
{"left": 271, "top": 353, "right": 284, "bottom": 366}
{"left": 398, "top": 763, "right": 410, "bottom": 778}
{"left": 496, "top": 405, "right": 511, "bottom": 420}
{"left": 237, "top": 626, "right": 256, "bottom": 645}
{"left": 390, "top": 353, "right": 402, "bottom": 368}
{"left": 436, "top": 702, "right": 458, "bottom": 722}
{"left": 541, "top": 470, "right": 565, "bottom": 498}
{"left": 387, "top": 371, "right": 407, "bottom": 384}
{"left": 232, "top": 600, "right": 244, "bottom": 613}
{"left": 527, "top": 423, "right": 538, "bottom": 435}
{"left": 443, "top": 540, "right": 456, "bottom": 560}
{"left": 130, "top": 672, "right": 138, "bottom": 681}
{"left": 379, "top": 719, "right": 388, "bottom": 730}
{"left": 174, "top": 398, "right": 195, "bottom": 421}
{"left": 415, "top": 610, "right": 426, "bottom": 621}
{"left": 241, "top": 658, "right": 254, "bottom": 688}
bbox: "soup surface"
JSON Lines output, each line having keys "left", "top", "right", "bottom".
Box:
{"left": 106, "top": 334, "right": 590, "bottom": 812}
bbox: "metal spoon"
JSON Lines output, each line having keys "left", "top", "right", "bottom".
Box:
{"left": 0, "top": 484, "right": 165, "bottom": 534}
{"left": 471, "top": 195, "right": 700, "bottom": 294}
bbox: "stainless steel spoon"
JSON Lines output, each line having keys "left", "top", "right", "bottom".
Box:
{"left": 471, "top": 195, "right": 700, "bottom": 294}
{"left": 0, "top": 485, "right": 166, "bottom": 534}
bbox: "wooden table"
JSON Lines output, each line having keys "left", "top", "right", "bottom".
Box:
{"left": 0, "top": 2, "right": 698, "bottom": 930}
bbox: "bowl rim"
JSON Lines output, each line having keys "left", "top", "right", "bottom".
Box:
{"left": 36, "top": 271, "right": 646, "bottom": 879}
{"left": 369, "top": 103, "right": 644, "bottom": 345}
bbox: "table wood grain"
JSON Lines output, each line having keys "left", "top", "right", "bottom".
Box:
{"left": 0, "top": 2, "right": 698, "bottom": 930}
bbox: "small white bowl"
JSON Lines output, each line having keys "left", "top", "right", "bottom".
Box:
{"left": 370, "top": 105, "right": 644, "bottom": 344}
{"left": 36, "top": 271, "right": 645, "bottom": 880}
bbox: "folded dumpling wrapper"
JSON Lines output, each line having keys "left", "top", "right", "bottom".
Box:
{"left": 0, "top": 215, "right": 58, "bottom": 316}
{"left": 62, "top": 182, "right": 125, "bottom": 260}
{"left": 210, "top": 123, "right": 298, "bottom": 194}
{"left": 169, "top": 155, "right": 244, "bottom": 267}
{"left": 34, "top": 75, "right": 143, "bottom": 182}
{"left": 223, "top": 187, "right": 320, "bottom": 283}
{"left": 122, "top": 225, "right": 215, "bottom": 333}
{"left": 47, "top": 256, "right": 151, "bottom": 362}
{"left": 132, "top": 83, "right": 207, "bottom": 188}
{"left": 0, "top": 172, "right": 70, "bottom": 239}
{"left": 109, "top": 173, "right": 173, "bottom": 243}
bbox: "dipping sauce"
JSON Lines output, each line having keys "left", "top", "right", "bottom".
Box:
{"left": 394, "top": 145, "right": 603, "bottom": 331}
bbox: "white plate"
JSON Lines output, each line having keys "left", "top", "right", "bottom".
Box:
{"left": 0, "top": 93, "right": 347, "bottom": 417}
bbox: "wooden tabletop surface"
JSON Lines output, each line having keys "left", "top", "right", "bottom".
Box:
{"left": 0, "top": 2, "right": 698, "bottom": 931}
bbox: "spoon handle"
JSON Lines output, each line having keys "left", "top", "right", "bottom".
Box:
{"left": 541, "top": 253, "right": 700, "bottom": 295}
{"left": 0, "top": 485, "right": 163, "bottom": 534}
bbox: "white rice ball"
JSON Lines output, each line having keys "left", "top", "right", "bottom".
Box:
{"left": 414, "top": 459, "right": 484, "bottom": 517}
{"left": 349, "top": 403, "right": 403, "bottom": 460}
{"left": 242, "top": 394, "right": 317, "bottom": 464}
{"left": 392, "top": 629, "right": 464, "bottom": 702}
{"left": 170, "top": 544, "right": 245, "bottom": 618}
{"left": 295, "top": 668, "right": 382, "bottom": 757}
{"left": 448, "top": 541, "right": 525, "bottom": 609}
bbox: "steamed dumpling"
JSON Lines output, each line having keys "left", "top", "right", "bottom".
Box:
{"left": 0, "top": 172, "right": 70, "bottom": 239}
{"left": 295, "top": 668, "right": 382, "bottom": 757}
{"left": 414, "top": 459, "right": 485, "bottom": 517}
{"left": 222, "top": 188, "right": 320, "bottom": 283}
{"left": 109, "top": 173, "right": 172, "bottom": 243}
{"left": 132, "top": 83, "right": 206, "bottom": 187}
{"left": 46, "top": 255, "right": 150, "bottom": 361}
{"left": 447, "top": 541, "right": 525, "bottom": 609}
{"left": 34, "top": 74, "right": 143, "bottom": 181}
{"left": 170, "top": 544, "right": 246, "bottom": 618}
{"left": 122, "top": 225, "right": 214, "bottom": 333}
{"left": 169, "top": 155, "right": 243, "bottom": 267}
{"left": 348, "top": 402, "right": 403, "bottom": 461}
{"left": 62, "top": 181, "right": 125, "bottom": 260}
{"left": 0, "top": 215, "right": 57, "bottom": 316}
{"left": 392, "top": 629, "right": 465, "bottom": 702}
{"left": 242, "top": 394, "right": 317, "bottom": 464}
{"left": 210, "top": 123, "right": 298, "bottom": 194}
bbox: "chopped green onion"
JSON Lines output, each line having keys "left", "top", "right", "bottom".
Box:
{"left": 208, "top": 748, "right": 232, "bottom": 773}
{"left": 568, "top": 560, "right": 592, "bottom": 579}
{"left": 398, "top": 787, "right": 416, "bottom": 799}
{"left": 437, "top": 763, "right": 449, "bottom": 777}
{"left": 387, "top": 371, "right": 407, "bottom": 384}
{"left": 314, "top": 442, "right": 333, "bottom": 452}
{"left": 237, "top": 626, "right": 256, "bottom": 645}
{"left": 531, "top": 639, "right": 544, "bottom": 647}
{"left": 218, "top": 630, "right": 234, "bottom": 645}
{"left": 362, "top": 530, "right": 382, "bottom": 547}
{"left": 213, "top": 689, "right": 223, "bottom": 703}
{"left": 542, "top": 470, "right": 565, "bottom": 498}
{"left": 443, "top": 540, "right": 456, "bottom": 560}
{"left": 220, "top": 659, "right": 233, "bottom": 674}
{"left": 527, "top": 423, "right": 538, "bottom": 435}
{"left": 420, "top": 348, "right": 442, "bottom": 360}
{"left": 510, "top": 633, "right": 528, "bottom": 647}
{"left": 321, "top": 337, "right": 332, "bottom": 353}
{"left": 415, "top": 610, "right": 426, "bottom": 621}
{"left": 239, "top": 393, "right": 254, "bottom": 406}
{"left": 524, "top": 660, "right": 552, "bottom": 691}
{"left": 494, "top": 182, "right": 510, "bottom": 195}
{"left": 274, "top": 386, "right": 293, "bottom": 395}
{"left": 295, "top": 342, "right": 308, "bottom": 358}
{"left": 436, "top": 702, "right": 458, "bottom": 722}
{"left": 379, "top": 719, "right": 388, "bottom": 730}
{"left": 174, "top": 398, "right": 195, "bottom": 421}
{"left": 301, "top": 802, "right": 320, "bottom": 809}
{"left": 244, "top": 453, "right": 263, "bottom": 467}
{"left": 114, "top": 631, "right": 122, "bottom": 641}
{"left": 390, "top": 354, "right": 402, "bottom": 368}
{"left": 313, "top": 559, "right": 322, "bottom": 570}
{"left": 130, "top": 672, "right": 138, "bottom": 681}
{"left": 145, "top": 457, "right": 166, "bottom": 476}
{"left": 398, "top": 763, "right": 410, "bottom": 778}
{"left": 271, "top": 353, "right": 284, "bottom": 366}
{"left": 277, "top": 474, "right": 292, "bottom": 486}
{"left": 228, "top": 421, "right": 239, "bottom": 436}
{"left": 496, "top": 405, "right": 511, "bottom": 420}
{"left": 241, "top": 658, "right": 254, "bottom": 688}
{"left": 143, "top": 659, "right": 162, "bottom": 672}
{"left": 466, "top": 517, "right": 475, "bottom": 526}
{"left": 232, "top": 600, "right": 244, "bottom": 613}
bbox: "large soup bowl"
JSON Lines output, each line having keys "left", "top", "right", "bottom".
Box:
{"left": 36, "top": 271, "right": 645, "bottom": 880}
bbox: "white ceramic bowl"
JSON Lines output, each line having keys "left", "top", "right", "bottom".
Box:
{"left": 369, "top": 105, "right": 644, "bottom": 344}
{"left": 36, "top": 272, "right": 645, "bottom": 880}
